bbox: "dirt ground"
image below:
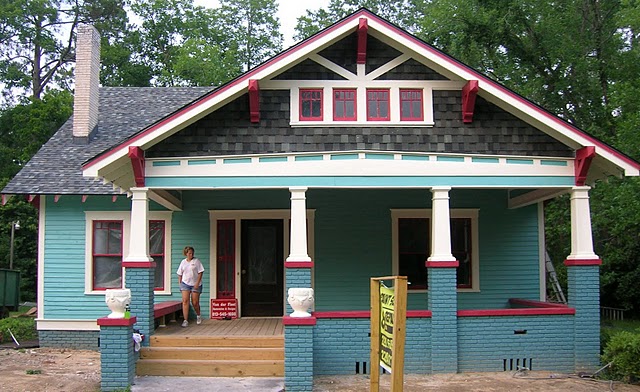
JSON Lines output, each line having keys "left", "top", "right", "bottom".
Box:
{"left": 1, "top": 347, "right": 639, "bottom": 392}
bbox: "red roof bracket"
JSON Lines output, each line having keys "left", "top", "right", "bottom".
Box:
{"left": 575, "top": 146, "right": 596, "bottom": 186}
{"left": 128, "top": 146, "right": 145, "bottom": 187}
{"left": 462, "top": 80, "right": 479, "bottom": 123}
{"left": 249, "top": 79, "right": 260, "bottom": 123}
{"left": 357, "top": 18, "right": 368, "bottom": 64}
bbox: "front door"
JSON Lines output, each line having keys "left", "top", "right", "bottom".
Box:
{"left": 241, "top": 219, "right": 284, "bottom": 316}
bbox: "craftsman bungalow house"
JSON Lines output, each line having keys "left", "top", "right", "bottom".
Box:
{"left": 3, "top": 8, "right": 639, "bottom": 390}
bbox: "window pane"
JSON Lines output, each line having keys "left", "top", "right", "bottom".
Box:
{"left": 399, "top": 218, "right": 429, "bottom": 289}
{"left": 94, "top": 256, "right": 122, "bottom": 288}
{"left": 107, "top": 224, "right": 122, "bottom": 254}
{"left": 401, "top": 101, "right": 411, "bottom": 118}
{"left": 94, "top": 227, "right": 108, "bottom": 254}
{"left": 345, "top": 101, "right": 354, "bottom": 117}
{"left": 412, "top": 101, "right": 422, "bottom": 117}
{"left": 301, "top": 102, "right": 311, "bottom": 117}
{"left": 311, "top": 100, "right": 321, "bottom": 117}
{"left": 153, "top": 256, "right": 164, "bottom": 288}
{"left": 380, "top": 102, "right": 389, "bottom": 118}
{"left": 335, "top": 103, "right": 344, "bottom": 117}
{"left": 452, "top": 218, "right": 472, "bottom": 287}
{"left": 368, "top": 100, "right": 378, "bottom": 117}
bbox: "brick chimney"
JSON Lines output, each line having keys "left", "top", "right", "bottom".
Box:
{"left": 73, "top": 24, "right": 100, "bottom": 143}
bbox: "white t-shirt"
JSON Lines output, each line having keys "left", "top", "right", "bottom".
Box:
{"left": 176, "top": 258, "right": 205, "bottom": 286}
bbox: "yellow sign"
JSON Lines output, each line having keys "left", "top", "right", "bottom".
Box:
{"left": 379, "top": 284, "right": 394, "bottom": 373}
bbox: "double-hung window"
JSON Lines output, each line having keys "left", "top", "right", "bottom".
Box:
{"left": 333, "top": 89, "right": 357, "bottom": 121}
{"left": 400, "top": 89, "right": 423, "bottom": 121}
{"left": 367, "top": 89, "right": 390, "bottom": 121}
{"left": 299, "top": 89, "right": 323, "bottom": 121}
{"left": 92, "top": 220, "right": 123, "bottom": 290}
{"left": 393, "top": 209, "right": 479, "bottom": 291}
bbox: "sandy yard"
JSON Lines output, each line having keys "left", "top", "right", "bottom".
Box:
{"left": 0, "top": 347, "right": 639, "bottom": 392}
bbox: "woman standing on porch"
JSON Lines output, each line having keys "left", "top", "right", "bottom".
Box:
{"left": 177, "top": 246, "right": 205, "bottom": 327}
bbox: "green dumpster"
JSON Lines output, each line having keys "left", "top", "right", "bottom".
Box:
{"left": 0, "top": 269, "right": 21, "bottom": 314}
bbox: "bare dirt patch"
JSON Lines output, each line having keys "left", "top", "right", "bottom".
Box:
{"left": 0, "top": 347, "right": 100, "bottom": 392}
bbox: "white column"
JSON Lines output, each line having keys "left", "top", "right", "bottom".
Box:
{"left": 287, "top": 187, "right": 311, "bottom": 262}
{"left": 427, "top": 187, "right": 456, "bottom": 262}
{"left": 566, "top": 186, "right": 599, "bottom": 260}
{"left": 124, "top": 187, "right": 153, "bottom": 262}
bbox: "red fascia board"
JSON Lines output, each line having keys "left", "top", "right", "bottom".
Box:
{"left": 82, "top": 9, "right": 640, "bottom": 173}
{"left": 458, "top": 308, "right": 575, "bottom": 317}
{"left": 564, "top": 258, "right": 602, "bottom": 266}
{"left": 97, "top": 316, "right": 137, "bottom": 326}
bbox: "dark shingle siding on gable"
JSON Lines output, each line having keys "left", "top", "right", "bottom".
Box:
{"left": 147, "top": 90, "right": 572, "bottom": 158}
{"left": 318, "top": 33, "right": 358, "bottom": 74}
{"left": 375, "top": 58, "right": 449, "bottom": 80}
{"left": 2, "top": 87, "right": 212, "bottom": 194}
{"left": 273, "top": 59, "right": 346, "bottom": 80}
{"left": 365, "top": 35, "right": 403, "bottom": 74}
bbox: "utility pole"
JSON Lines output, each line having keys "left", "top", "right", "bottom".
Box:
{"left": 9, "top": 221, "right": 19, "bottom": 270}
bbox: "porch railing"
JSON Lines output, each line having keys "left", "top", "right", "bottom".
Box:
{"left": 600, "top": 306, "right": 625, "bottom": 321}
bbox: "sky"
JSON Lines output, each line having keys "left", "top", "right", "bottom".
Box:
{"left": 195, "top": 0, "right": 331, "bottom": 48}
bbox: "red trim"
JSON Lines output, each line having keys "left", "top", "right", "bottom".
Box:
{"left": 127, "top": 146, "right": 145, "bottom": 187}
{"left": 1, "top": 194, "right": 7, "bottom": 205}
{"left": 82, "top": 9, "right": 640, "bottom": 173}
{"left": 357, "top": 18, "right": 368, "bottom": 64}
{"left": 54, "top": 195, "right": 61, "bottom": 202}
{"left": 462, "top": 80, "right": 479, "bottom": 123}
{"left": 122, "top": 261, "right": 157, "bottom": 268}
{"left": 283, "top": 316, "right": 317, "bottom": 325}
{"left": 285, "top": 261, "right": 314, "bottom": 268}
{"left": 313, "top": 310, "right": 432, "bottom": 318}
{"left": 426, "top": 261, "right": 459, "bottom": 268}
{"left": 97, "top": 316, "right": 137, "bottom": 326}
{"left": 248, "top": 79, "right": 260, "bottom": 123}
{"left": 458, "top": 308, "right": 575, "bottom": 316}
{"left": 82, "top": 195, "right": 88, "bottom": 203}
{"left": 112, "top": 195, "right": 118, "bottom": 202}
{"left": 564, "top": 258, "right": 602, "bottom": 266}
{"left": 575, "top": 146, "right": 596, "bottom": 186}
{"left": 508, "top": 298, "right": 570, "bottom": 308}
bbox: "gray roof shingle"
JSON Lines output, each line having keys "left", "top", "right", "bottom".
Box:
{"left": 2, "top": 86, "right": 213, "bottom": 195}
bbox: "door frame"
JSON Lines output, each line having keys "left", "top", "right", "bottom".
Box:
{"left": 209, "top": 209, "right": 315, "bottom": 317}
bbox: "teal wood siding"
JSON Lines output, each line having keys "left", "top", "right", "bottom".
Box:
{"left": 307, "top": 189, "right": 541, "bottom": 311}
{"left": 458, "top": 315, "right": 575, "bottom": 372}
{"left": 43, "top": 195, "right": 131, "bottom": 319}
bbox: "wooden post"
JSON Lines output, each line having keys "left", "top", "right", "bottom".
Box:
{"left": 370, "top": 276, "right": 407, "bottom": 392}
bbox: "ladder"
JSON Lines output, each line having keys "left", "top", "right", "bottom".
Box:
{"left": 545, "top": 251, "right": 567, "bottom": 304}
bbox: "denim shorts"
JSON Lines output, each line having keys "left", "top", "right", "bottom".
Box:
{"left": 180, "top": 282, "right": 203, "bottom": 293}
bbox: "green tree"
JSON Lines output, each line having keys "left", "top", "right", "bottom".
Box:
{"left": 217, "top": 0, "right": 283, "bottom": 70}
{"left": 0, "top": 0, "right": 128, "bottom": 105}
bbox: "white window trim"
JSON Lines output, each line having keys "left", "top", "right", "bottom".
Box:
{"left": 84, "top": 211, "right": 173, "bottom": 295}
{"left": 391, "top": 208, "right": 480, "bottom": 292}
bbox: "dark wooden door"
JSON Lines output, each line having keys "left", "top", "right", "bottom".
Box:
{"left": 241, "top": 219, "right": 284, "bottom": 316}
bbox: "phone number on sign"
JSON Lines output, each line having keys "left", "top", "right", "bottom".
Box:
{"left": 211, "top": 312, "right": 237, "bottom": 317}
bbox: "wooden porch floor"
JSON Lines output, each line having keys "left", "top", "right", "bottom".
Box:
{"left": 153, "top": 317, "right": 284, "bottom": 337}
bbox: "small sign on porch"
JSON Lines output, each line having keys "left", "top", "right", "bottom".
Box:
{"left": 210, "top": 298, "right": 238, "bottom": 319}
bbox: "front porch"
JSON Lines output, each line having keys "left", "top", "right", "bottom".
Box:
{"left": 138, "top": 317, "right": 284, "bottom": 377}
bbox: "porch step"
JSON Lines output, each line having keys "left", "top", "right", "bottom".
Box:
{"left": 137, "top": 335, "right": 284, "bottom": 377}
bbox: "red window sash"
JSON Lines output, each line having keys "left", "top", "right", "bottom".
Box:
{"left": 400, "top": 89, "right": 424, "bottom": 121}
{"left": 299, "top": 89, "right": 323, "bottom": 121}
{"left": 333, "top": 89, "right": 357, "bottom": 121}
{"left": 367, "top": 89, "right": 390, "bottom": 121}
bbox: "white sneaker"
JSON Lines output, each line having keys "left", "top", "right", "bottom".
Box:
{"left": 181, "top": 320, "right": 189, "bottom": 327}
{"left": 196, "top": 316, "right": 202, "bottom": 325}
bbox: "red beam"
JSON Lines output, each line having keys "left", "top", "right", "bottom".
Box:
{"left": 462, "top": 80, "right": 479, "bottom": 123}
{"left": 128, "top": 146, "right": 145, "bottom": 187}
{"left": 574, "top": 146, "right": 596, "bottom": 186}
{"left": 248, "top": 79, "right": 260, "bottom": 123}
{"left": 357, "top": 18, "right": 368, "bottom": 64}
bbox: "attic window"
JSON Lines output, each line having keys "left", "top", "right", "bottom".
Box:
{"left": 333, "top": 89, "right": 357, "bottom": 121}
{"left": 367, "top": 89, "right": 390, "bottom": 121}
{"left": 300, "top": 89, "right": 323, "bottom": 121}
{"left": 400, "top": 89, "right": 423, "bottom": 121}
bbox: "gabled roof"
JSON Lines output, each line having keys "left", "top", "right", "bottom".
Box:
{"left": 80, "top": 8, "right": 639, "bottom": 184}
{"left": 2, "top": 87, "right": 213, "bottom": 195}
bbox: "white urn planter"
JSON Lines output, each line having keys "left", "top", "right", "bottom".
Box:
{"left": 105, "top": 288, "right": 131, "bottom": 319}
{"left": 287, "top": 287, "right": 314, "bottom": 318}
